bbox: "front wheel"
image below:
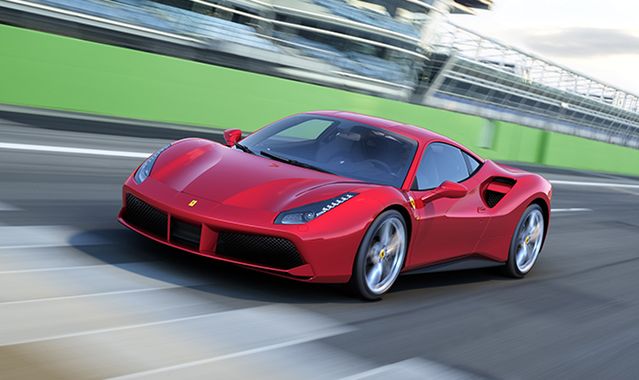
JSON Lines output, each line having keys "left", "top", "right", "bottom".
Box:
{"left": 504, "top": 204, "right": 545, "bottom": 278}
{"left": 350, "top": 210, "right": 407, "bottom": 300}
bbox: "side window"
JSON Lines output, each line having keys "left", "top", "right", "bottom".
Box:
{"left": 414, "top": 143, "right": 472, "bottom": 190}
{"left": 463, "top": 151, "right": 481, "bottom": 174}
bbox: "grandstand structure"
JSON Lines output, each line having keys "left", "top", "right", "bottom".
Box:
{"left": 1, "top": 0, "right": 637, "bottom": 148}
{"left": 423, "top": 22, "right": 639, "bottom": 148}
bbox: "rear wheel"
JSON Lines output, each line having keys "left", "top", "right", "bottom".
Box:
{"left": 504, "top": 204, "right": 545, "bottom": 278}
{"left": 350, "top": 210, "right": 407, "bottom": 300}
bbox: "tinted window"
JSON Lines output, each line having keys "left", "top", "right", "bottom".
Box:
{"left": 274, "top": 118, "right": 334, "bottom": 141}
{"left": 463, "top": 151, "right": 481, "bottom": 174}
{"left": 414, "top": 143, "right": 473, "bottom": 190}
{"left": 240, "top": 115, "right": 418, "bottom": 188}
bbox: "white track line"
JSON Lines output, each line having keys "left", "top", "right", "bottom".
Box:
{"left": 0, "top": 142, "right": 150, "bottom": 158}
{"left": 1, "top": 305, "right": 349, "bottom": 350}
{"left": 0, "top": 264, "right": 110, "bottom": 275}
{"left": 551, "top": 208, "right": 592, "bottom": 213}
{"left": 0, "top": 244, "right": 82, "bottom": 250}
{"left": 0, "top": 286, "right": 177, "bottom": 306}
{"left": 0, "top": 201, "right": 19, "bottom": 211}
{"left": 108, "top": 329, "right": 351, "bottom": 380}
{"left": 550, "top": 180, "right": 639, "bottom": 189}
{"left": 341, "top": 358, "right": 477, "bottom": 380}
{"left": 0, "top": 307, "right": 247, "bottom": 347}
{"left": 0, "top": 225, "right": 110, "bottom": 250}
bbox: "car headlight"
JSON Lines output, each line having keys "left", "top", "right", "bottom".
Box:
{"left": 134, "top": 144, "right": 171, "bottom": 184}
{"left": 275, "top": 193, "right": 358, "bottom": 225}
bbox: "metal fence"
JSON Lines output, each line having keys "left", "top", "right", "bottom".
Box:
{"left": 425, "top": 23, "right": 639, "bottom": 147}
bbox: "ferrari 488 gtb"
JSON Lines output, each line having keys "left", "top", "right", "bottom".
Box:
{"left": 119, "top": 111, "right": 551, "bottom": 299}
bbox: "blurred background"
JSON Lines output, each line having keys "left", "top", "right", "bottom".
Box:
{"left": 1, "top": 0, "right": 639, "bottom": 379}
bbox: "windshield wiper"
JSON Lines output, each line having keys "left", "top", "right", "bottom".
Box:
{"left": 260, "top": 150, "right": 335, "bottom": 175}
{"left": 234, "top": 143, "right": 255, "bottom": 155}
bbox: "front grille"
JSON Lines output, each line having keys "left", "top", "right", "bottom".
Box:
{"left": 216, "top": 232, "right": 304, "bottom": 270}
{"left": 124, "top": 193, "right": 168, "bottom": 237}
{"left": 485, "top": 190, "right": 505, "bottom": 208}
{"left": 170, "top": 218, "right": 201, "bottom": 249}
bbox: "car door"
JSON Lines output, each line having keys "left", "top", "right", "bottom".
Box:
{"left": 406, "top": 142, "right": 489, "bottom": 268}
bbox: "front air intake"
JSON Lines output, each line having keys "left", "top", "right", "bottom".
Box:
{"left": 124, "top": 194, "right": 168, "bottom": 238}
{"left": 170, "top": 218, "right": 201, "bottom": 250}
{"left": 216, "top": 232, "right": 304, "bottom": 270}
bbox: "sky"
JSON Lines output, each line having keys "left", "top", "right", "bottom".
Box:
{"left": 450, "top": 0, "right": 639, "bottom": 94}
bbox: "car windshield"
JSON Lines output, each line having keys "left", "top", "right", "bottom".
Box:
{"left": 239, "top": 114, "right": 418, "bottom": 188}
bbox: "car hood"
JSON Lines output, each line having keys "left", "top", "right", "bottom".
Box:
{"left": 151, "top": 141, "right": 364, "bottom": 211}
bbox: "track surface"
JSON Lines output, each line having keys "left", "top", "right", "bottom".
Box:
{"left": 1, "top": 112, "right": 639, "bottom": 379}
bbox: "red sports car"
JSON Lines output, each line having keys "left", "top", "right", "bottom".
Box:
{"left": 119, "top": 111, "right": 551, "bottom": 299}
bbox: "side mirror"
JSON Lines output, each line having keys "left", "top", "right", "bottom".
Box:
{"left": 223, "top": 129, "right": 242, "bottom": 147}
{"left": 421, "top": 181, "right": 468, "bottom": 203}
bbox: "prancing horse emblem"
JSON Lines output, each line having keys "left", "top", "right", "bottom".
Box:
{"left": 188, "top": 200, "right": 198, "bottom": 207}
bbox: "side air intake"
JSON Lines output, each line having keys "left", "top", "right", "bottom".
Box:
{"left": 483, "top": 177, "right": 516, "bottom": 208}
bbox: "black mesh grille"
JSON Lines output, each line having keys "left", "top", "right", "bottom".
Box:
{"left": 216, "top": 232, "right": 304, "bottom": 270}
{"left": 170, "top": 218, "right": 201, "bottom": 249}
{"left": 485, "top": 190, "right": 505, "bottom": 208}
{"left": 124, "top": 193, "right": 167, "bottom": 238}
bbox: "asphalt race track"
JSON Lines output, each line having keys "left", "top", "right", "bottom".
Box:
{"left": 1, "top": 111, "right": 639, "bottom": 379}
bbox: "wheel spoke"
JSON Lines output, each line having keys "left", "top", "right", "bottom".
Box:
{"left": 530, "top": 214, "right": 542, "bottom": 242}
{"left": 367, "top": 262, "right": 383, "bottom": 287}
{"left": 530, "top": 225, "right": 541, "bottom": 241}
{"left": 516, "top": 245, "right": 528, "bottom": 268}
{"left": 381, "top": 260, "right": 391, "bottom": 277}
{"left": 520, "top": 222, "right": 530, "bottom": 238}
{"left": 367, "top": 246, "right": 378, "bottom": 264}
{"left": 379, "top": 222, "right": 392, "bottom": 245}
{"left": 386, "top": 234, "right": 401, "bottom": 256}
{"left": 526, "top": 215, "right": 536, "bottom": 234}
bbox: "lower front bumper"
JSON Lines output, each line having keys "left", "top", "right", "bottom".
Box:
{"left": 118, "top": 181, "right": 367, "bottom": 284}
{"left": 118, "top": 193, "right": 316, "bottom": 280}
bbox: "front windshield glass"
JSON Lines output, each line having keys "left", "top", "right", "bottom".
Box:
{"left": 239, "top": 114, "right": 418, "bottom": 188}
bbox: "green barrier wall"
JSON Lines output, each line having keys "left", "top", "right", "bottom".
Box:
{"left": 1, "top": 24, "right": 638, "bottom": 175}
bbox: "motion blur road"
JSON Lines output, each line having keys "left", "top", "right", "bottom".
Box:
{"left": 1, "top": 110, "right": 639, "bottom": 379}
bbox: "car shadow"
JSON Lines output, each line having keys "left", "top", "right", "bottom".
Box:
{"left": 70, "top": 228, "right": 511, "bottom": 304}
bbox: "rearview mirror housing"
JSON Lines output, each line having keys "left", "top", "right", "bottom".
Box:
{"left": 421, "top": 181, "right": 468, "bottom": 203}
{"left": 223, "top": 129, "right": 242, "bottom": 147}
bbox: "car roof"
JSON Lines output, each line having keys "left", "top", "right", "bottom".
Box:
{"left": 306, "top": 110, "right": 455, "bottom": 145}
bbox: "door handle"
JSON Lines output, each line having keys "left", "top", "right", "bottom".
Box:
{"left": 477, "top": 206, "right": 487, "bottom": 213}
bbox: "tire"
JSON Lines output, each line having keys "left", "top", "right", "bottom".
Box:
{"left": 504, "top": 204, "right": 545, "bottom": 278}
{"left": 350, "top": 210, "right": 408, "bottom": 300}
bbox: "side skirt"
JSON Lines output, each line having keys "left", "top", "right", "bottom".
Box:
{"left": 403, "top": 256, "right": 504, "bottom": 275}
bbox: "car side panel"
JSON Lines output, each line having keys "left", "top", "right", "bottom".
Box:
{"left": 472, "top": 161, "right": 552, "bottom": 261}
{"left": 406, "top": 169, "right": 490, "bottom": 269}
